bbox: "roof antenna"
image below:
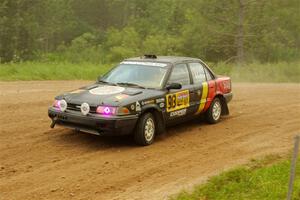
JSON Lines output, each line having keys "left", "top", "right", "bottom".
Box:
{"left": 143, "top": 54, "right": 157, "bottom": 59}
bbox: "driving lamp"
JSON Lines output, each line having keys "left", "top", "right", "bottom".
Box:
{"left": 53, "top": 99, "right": 67, "bottom": 112}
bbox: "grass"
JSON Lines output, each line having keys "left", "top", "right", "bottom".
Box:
{"left": 170, "top": 155, "right": 300, "bottom": 200}
{"left": 0, "top": 61, "right": 299, "bottom": 82}
{"left": 210, "top": 61, "right": 300, "bottom": 83}
{"left": 0, "top": 62, "right": 113, "bottom": 81}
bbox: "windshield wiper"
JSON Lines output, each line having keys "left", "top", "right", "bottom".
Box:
{"left": 98, "top": 80, "right": 117, "bottom": 86}
{"left": 117, "top": 82, "right": 145, "bottom": 89}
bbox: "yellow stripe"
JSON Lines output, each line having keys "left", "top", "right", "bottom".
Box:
{"left": 196, "top": 82, "right": 208, "bottom": 114}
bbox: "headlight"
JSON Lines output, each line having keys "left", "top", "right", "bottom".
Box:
{"left": 96, "top": 106, "right": 130, "bottom": 116}
{"left": 53, "top": 99, "right": 67, "bottom": 112}
{"left": 96, "top": 106, "right": 117, "bottom": 115}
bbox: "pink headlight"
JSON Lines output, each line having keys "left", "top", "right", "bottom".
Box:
{"left": 96, "top": 106, "right": 116, "bottom": 115}
{"left": 53, "top": 100, "right": 60, "bottom": 108}
{"left": 104, "top": 107, "right": 110, "bottom": 114}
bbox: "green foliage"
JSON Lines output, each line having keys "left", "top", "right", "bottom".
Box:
{"left": 39, "top": 33, "right": 105, "bottom": 64}
{"left": 171, "top": 156, "right": 300, "bottom": 200}
{"left": 0, "top": 0, "right": 77, "bottom": 62}
{"left": 143, "top": 34, "right": 182, "bottom": 55}
{"left": 1, "top": 0, "right": 299, "bottom": 64}
{"left": 104, "top": 27, "right": 141, "bottom": 62}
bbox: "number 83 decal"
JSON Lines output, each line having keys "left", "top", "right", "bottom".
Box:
{"left": 166, "top": 90, "right": 190, "bottom": 112}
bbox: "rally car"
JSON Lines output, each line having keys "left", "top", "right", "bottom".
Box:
{"left": 48, "top": 55, "right": 232, "bottom": 145}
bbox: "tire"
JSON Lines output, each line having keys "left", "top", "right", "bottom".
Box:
{"left": 205, "top": 97, "right": 222, "bottom": 124}
{"left": 134, "top": 112, "right": 156, "bottom": 146}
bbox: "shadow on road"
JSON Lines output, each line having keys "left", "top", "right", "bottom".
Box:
{"left": 46, "top": 116, "right": 231, "bottom": 149}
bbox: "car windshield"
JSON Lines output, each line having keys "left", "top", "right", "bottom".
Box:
{"left": 101, "top": 63, "right": 169, "bottom": 89}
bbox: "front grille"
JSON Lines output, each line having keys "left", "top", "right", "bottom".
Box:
{"left": 67, "top": 103, "right": 80, "bottom": 111}
{"left": 67, "top": 103, "right": 97, "bottom": 113}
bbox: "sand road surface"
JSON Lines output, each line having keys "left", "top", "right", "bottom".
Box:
{"left": 0, "top": 81, "right": 299, "bottom": 200}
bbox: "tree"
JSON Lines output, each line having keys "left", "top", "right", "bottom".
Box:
{"left": 0, "top": 0, "right": 299, "bottom": 63}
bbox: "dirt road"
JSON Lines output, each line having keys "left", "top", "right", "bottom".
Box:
{"left": 0, "top": 81, "right": 299, "bottom": 200}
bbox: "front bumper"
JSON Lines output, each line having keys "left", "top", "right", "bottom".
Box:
{"left": 48, "top": 107, "right": 138, "bottom": 136}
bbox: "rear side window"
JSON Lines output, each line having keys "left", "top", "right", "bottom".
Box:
{"left": 189, "top": 63, "right": 206, "bottom": 84}
{"left": 168, "top": 64, "right": 190, "bottom": 85}
{"left": 204, "top": 67, "right": 213, "bottom": 81}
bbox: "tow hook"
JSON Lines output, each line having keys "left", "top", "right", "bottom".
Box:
{"left": 50, "top": 117, "right": 57, "bottom": 128}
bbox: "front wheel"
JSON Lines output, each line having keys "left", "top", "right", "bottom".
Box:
{"left": 205, "top": 98, "right": 222, "bottom": 124}
{"left": 134, "top": 112, "right": 156, "bottom": 146}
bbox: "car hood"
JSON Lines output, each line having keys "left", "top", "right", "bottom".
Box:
{"left": 58, "top": 83, "right": 164, "bottom": 107}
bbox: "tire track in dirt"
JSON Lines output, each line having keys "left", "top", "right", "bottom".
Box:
{"left": 0, "top": 81, "right": 299, "bottom": 200}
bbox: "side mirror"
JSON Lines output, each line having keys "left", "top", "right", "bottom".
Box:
{"left": 166, "top": 83, "right": 182, "bottom": 90}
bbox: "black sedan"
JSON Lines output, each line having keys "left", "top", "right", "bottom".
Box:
{"left": 48, "top": 55, "right": 232, "bottom": 145}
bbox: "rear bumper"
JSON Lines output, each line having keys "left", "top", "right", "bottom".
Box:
{"left": 224, "top": 92, "right": 233, "bottom": 103}
{"left": 48, "top": 107, "right": 138, "bottom": 136}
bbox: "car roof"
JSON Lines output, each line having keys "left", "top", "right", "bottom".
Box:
{"left": 125, "top": 56, "right": 202, "bottom": 64}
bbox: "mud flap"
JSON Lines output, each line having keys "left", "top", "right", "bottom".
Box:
{"left": 153, "top": 110, "right": 166, "bottom": 134}
{"left": 220, "top": 97, "right": 229, "bottom": 115}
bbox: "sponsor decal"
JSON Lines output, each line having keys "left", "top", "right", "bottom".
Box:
{"left": 136, "top": 101, "right": 141, "bottom": 112}
{"left": 159, "top": 102, "right": 165, "bottom": 108}
{"left": 89, "top": 86, "right": 125, "bottom": 95}
{"left": 166, "top": 90, "right": 190, "bottom": 112}
{"left": 156, "top": 98, "right": 165, "bottom": 103}
{"left": 121, "top": 61, "right": 167, "bottom": 67}
{"left": 115, "top": 94, "right": 129, "bottom": 100}
{"left": 70, "top": 89, "right": 85, "bottom": 94}
{"left": 141, "top": 99, "right": 155, "bottom": 105}
{"left": 170, "top": 109, "right": 187, "bottom": 117}
{"left": 195, "top": 82, "right": 208, "bottom": 114}
{"left": 130, "top": 104, "right": 135, "bottom": 110}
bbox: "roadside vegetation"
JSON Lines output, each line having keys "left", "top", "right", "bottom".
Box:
{"left": 0, "top": 62, "right": 112, "bottom": 81}
{"left": 1, "top": 61, "right": 299, "bottom": 82}
{"left": 171, "top": 155, "right": 300, "bottom": 200}
{"left": 1, "top": 1, "right": 299, "bottom": 65}
{"left": 210, "top": 61, "right": 300, "bottom": 83}
{"left": 1, "top": 1, "right": 299, "bottom": 82}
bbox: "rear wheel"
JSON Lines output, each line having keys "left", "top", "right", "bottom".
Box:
{"left": 205, "top": 97, "right": 222, "bottom": 124}
{"left": 134, "top": 112, "right": 156, "bottom": 146}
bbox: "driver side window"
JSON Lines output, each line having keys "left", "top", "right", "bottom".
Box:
{"left": 168, "top": 64, "right": 190, "bottom": 86}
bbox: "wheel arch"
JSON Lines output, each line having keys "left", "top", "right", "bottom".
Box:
{"left": 141, "top": 105, "right": 165, "bottom": 134}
